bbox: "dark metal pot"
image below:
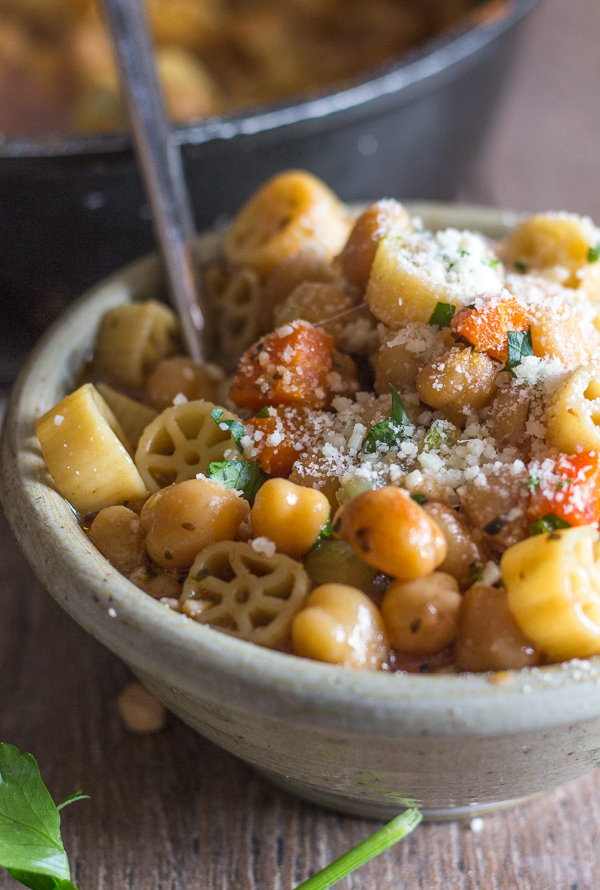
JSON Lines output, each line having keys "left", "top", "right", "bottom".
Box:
{"left": 0, "top": 0, "right": 538, "bottom": 380}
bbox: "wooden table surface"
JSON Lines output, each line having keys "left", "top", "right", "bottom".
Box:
{"left": 2, "top": 0, "right": 600, "bottom": 887}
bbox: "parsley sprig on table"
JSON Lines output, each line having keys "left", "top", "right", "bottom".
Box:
{"left": 0, "top": 743, "right": 88, "bottom": 890}
{"left": 0, "top": 744, "right": 422, "bottom": 890}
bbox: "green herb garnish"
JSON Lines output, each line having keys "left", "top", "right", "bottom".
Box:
{"left": 208, "top": 460, "right": 268, "bottom": 505}
{"left": 0, "top": 743, "right": 88, "bottom": 890}
{"left": 254, "top": 407, "right": 271, "bottom": 418}
{"left": 483, "top": 256, "right": 500, "bottom": 268}
{"left": 483, "top": 516, "right": 507, "bottom": 535}
{"left": 293, "top": 809, "right": 422, "bottom": 890}
{"left": 505, "top": 327, "right": 534, "bottom": 376}
{"left": 468, "top": 563, "right": 484, "bottom": 583}
{"left": 529, "top": 514, "right": 571, "bottom": 536}
{"left": 588, "top": 244, "right": 600, "bottom": 263}
{"left": 428, "top": 302, "right": 457, "bottom": 329}
{"left": 514, "top": 261, "right": 528, "bottom": 273}
{"left": 362, "top": 386, "right": 411, "bottom": 454}
{"left": 423, "top": 419, "right": 459, "bottom": 452}
{"left": 210, "top": 409, "right": 245, "bottom": 454}
{"left": 526, "top": 474, "right": 540, "bottom": 492}
{"left": 555, "top": 479, "right": 574, "bottom": 491}
{"left": 312, "top": 518, "right": 333, "bottom": 549}
{"left": 411, "top": 493, "right": 427, "bottom": 504}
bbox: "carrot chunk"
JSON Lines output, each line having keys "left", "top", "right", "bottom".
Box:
{"left": 229, "top": 321, "right": 334, "bottom": 411}
{"left": 529, "top": 451, "right": 600, "bottom": 527}
{"left": 451, "top": 294, "right": 529, "bottom": 362}
{"left": 245, "top": 407, "right": 314, "bottom": 477}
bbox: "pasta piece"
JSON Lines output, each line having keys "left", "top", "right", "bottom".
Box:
{"left": 211, "top": 267, "right": 264, "bottom": 371}
{"left": 36, "top": 383, "right": 148, "bottom": 515}
{"left": 341, "top": 199, "right": 412, "bottom": 292}
{"left": 366, "top": 228, "right": 504, "bottom": 328}
{"left": 501, "top": 525, "right": 600, "bottom": 660}
{"left": 180, "top": 541, "right": 311, "bottom": 648}
{"left": 500, "top": 213, "right": 599, "bottom": 286}
{"left": 546, "top": 360, "right": 600, "bottom": 453}
{"left": 96, "top": 382, "right": 158, "bottom": 450}
{"left": 422, "top": 502, "right": 484, "bottom": 590}
{"left": 528, "top": 303, "right": 586, "bottom": 368}
{"left": 224, "top": 170, "right": 350, "bottom": 275}
{"left": 93, "top": 300, "right": 180, "bottom": 388}
{"left": 135, "top": 400, "right": 242, "bottom": 492}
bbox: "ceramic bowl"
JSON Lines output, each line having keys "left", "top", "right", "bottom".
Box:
{"left": 3, "top": 202, "right": 600, "bottom": 822}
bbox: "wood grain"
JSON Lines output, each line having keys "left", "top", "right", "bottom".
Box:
{"left": 3, "top": 0, "right": 600, "bottom": 886}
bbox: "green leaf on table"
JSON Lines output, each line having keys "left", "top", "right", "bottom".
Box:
{"left": 210, "top": 409, "right": 245, "bottom": 454}
{"left": 428, "top": 301, "right": 456, "bottom": 329}
{"left": 362, "top": 386, "right": 411, "bottom": 454}
{"left": 56, "top": 793, "right": 89, "bottom": 812}
{"left": 505, "top": 327, "right": 534, "bottom": 376}
{"left": 208, "top": 460, "right": 268, "bottom": 505}
{"left": 0, "top": 743, "right": 82, "bottom": 890}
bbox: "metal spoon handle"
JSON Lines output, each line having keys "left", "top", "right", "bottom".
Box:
{"left": 98, "top": 0, "right": 206, "bottom": 364}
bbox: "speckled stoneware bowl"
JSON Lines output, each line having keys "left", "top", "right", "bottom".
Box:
{"left": 3, "top": 203, "right": 600, "bottom": 822}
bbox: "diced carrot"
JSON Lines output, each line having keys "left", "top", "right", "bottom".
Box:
{"left": 245, "top": 406, "right": 314, "bottom": 477}
{"left": 229, "top": 320, "right": 334, "bottom": 411}
{"left": 451, "top": 294, "right": 529, "bottom": 362}
{"left": 529, "top": 451, "right": 600, "bottom": 526}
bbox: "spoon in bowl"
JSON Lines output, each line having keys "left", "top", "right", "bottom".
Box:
{"left": 98, "top": 0, "right": 208, "bottom": 364}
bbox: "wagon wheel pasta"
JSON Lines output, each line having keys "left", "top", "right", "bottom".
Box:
{"left": 180, "top": 541, "right": 311, "bottom": 648}
{"left": 35, "top": 169, "right": 600, "bottom": 674}
{"left": 135, "top": 400, "right": 242, "bottom": 492}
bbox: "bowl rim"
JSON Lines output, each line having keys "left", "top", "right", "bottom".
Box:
{"left": 0, "top": 0, "right": 539, "bottom": 160}
{"left": 3, "top": 198, "right": 600, "bottom": 739}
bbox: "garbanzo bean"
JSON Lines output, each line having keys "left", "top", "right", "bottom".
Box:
{"left": 381, "top": 572, "right": 461, "bottom": 656}
{"left": 416, "top": 347, "right": 497, "bottom": 424}
{"left": 250, "top": 478, "right": 330, "bottom": 559}
{"left": 454, "top": 584, "right": 541, "bottom": 673}
{"left": 145, "top": 356, "right": 221, "bottom": 411}
{"left": 291, "top": 584, "right": 389, "bottom": 669}
{"left": 140, "top": 478, "right": 249, "bottom": 570}
{"left": 333, "top": 486, "right": 447, "bottom": 580}
{"left": 89, "top": 505, "right": 147, "bottom": 574}
{"left": 423, "top": 502, "right": 483, "bottom": 590}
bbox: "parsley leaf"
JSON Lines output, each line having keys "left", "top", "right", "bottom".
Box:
{"left": 208, "top": 460, "right": 268, "bottom": 505}
{"left": 588, "top": 244, "right": 600, "bottom": 263}
{"left": 311, "top": 518, "right": 333, "bottom": 549}
{"left": 423, "top": 419, "right": 459, "bottom": 452}
{"left": 483, "top": 256, "right": 500, "bottom": 268}
{"left": 210, "top": 409, "right": 245, "bottom": 454}
{"left": 428, "top": 302, "right": 456, "bottom": 329}
{"left": 410, "top": 493, "right": 427, "bottom": 505}
{"left": 0, "top": 743, "right": 85, "bottom": 890}
{"left": 526, "top": 474, "right": 540, "bottom": 492}
{"left": 505, "top": 327, "right": 534, "bottom": 376}
{"left": 361, "top": 386, "right": 411, "bottom": 454}
{"left": 529, "top": 513, "right": 571, "bottom": 536}
{"left": 254, "top": 407, "right": 271, "bottom": 418}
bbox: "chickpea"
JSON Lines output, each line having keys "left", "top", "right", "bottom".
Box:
{"left": 273, "top": 282, "right": 354, "bottom": 346}
{"left": 140, "top": 478, "right": 249, "bottom": 570}
{"left": 89, "top": 505, "right": 147, "bottom": 574}
{"left": 292, "top": 584, "right": 389, "bottom": 669}
{"left": 117, "top": 681, "right": 166, "bottom": 733}
{"left": 483, "top": 386, "right": 529, "bottom": 447}
{"left": 381, "top": 572, "right": 461, "bottom": 656}
{"left": 341, "top": 200, "right": 412, "bottom": 292}
{"left": 251, "top": 478, "right": 330, "bottom": 559}
{"left": 260, "top": 247, "right": 337, "bottom": 330}
{"left": 333, "top": 486, "right": 447, "bottom": 580}
{"left": 416, "top": 347, "right": 497, "bottom": 424}
{"left": 423, "top": 502, "right": 484, "bottom": 590}
{"left": 129, "top": 566, "right": 183, "bottom": 600}
{"left": 145, "top": 356, "right": 221, "bottom": 411}
{"left": 454, "top": 584, "right": 541, "bottom": 673}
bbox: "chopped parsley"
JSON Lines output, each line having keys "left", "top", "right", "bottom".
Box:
{"left": 208, "top": 460, "right": 268, "bottom": 504}
{"left": 361, "top": 385, "right": 411, "bottom": 454}
{"left": 555, "top": 479, "right": 574, "bottom": 491}
{"left": 529, "top": 513, "right": 571, "bottom": 536}
{"left": 254, "top": 407, "right": 271, "bottom": 418}
{"left": 210, "top": 408, "right": 245, "bottom": 454}
{"left": 587, "top": 244, "right": 600, "bottom": 263}
{"left": 423, "top": 419, "right": 459, "bottom": 452}
{"left": 428, "top": 301, "right": 457, "bottom": 329}
{"left": 410, "top": 493, "right": 427, "bottom": 505}
{"left": 483, "top": 256, "right": 500, "bottom": 268}
{"left": 505, "top": 327, "right": 534, "bottom": 376}
{"left": 312, "top": 518, "right": 333, "bottom": 549}
{"left": 527, "top": 474, "right": 540, "bottom": 492}
{"left": 468, "top": 563, "right": 485, "bottom": 583}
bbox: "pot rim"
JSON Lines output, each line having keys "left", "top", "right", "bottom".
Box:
{"left": 3, "top": 199, "right": 598, "bottom": 739}
{"left": 0, "top": 0, "right": 539, "bottom": 160}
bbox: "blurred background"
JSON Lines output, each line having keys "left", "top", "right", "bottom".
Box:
{"left": 0, "top": 0, "right": 598, "bottom": 384}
